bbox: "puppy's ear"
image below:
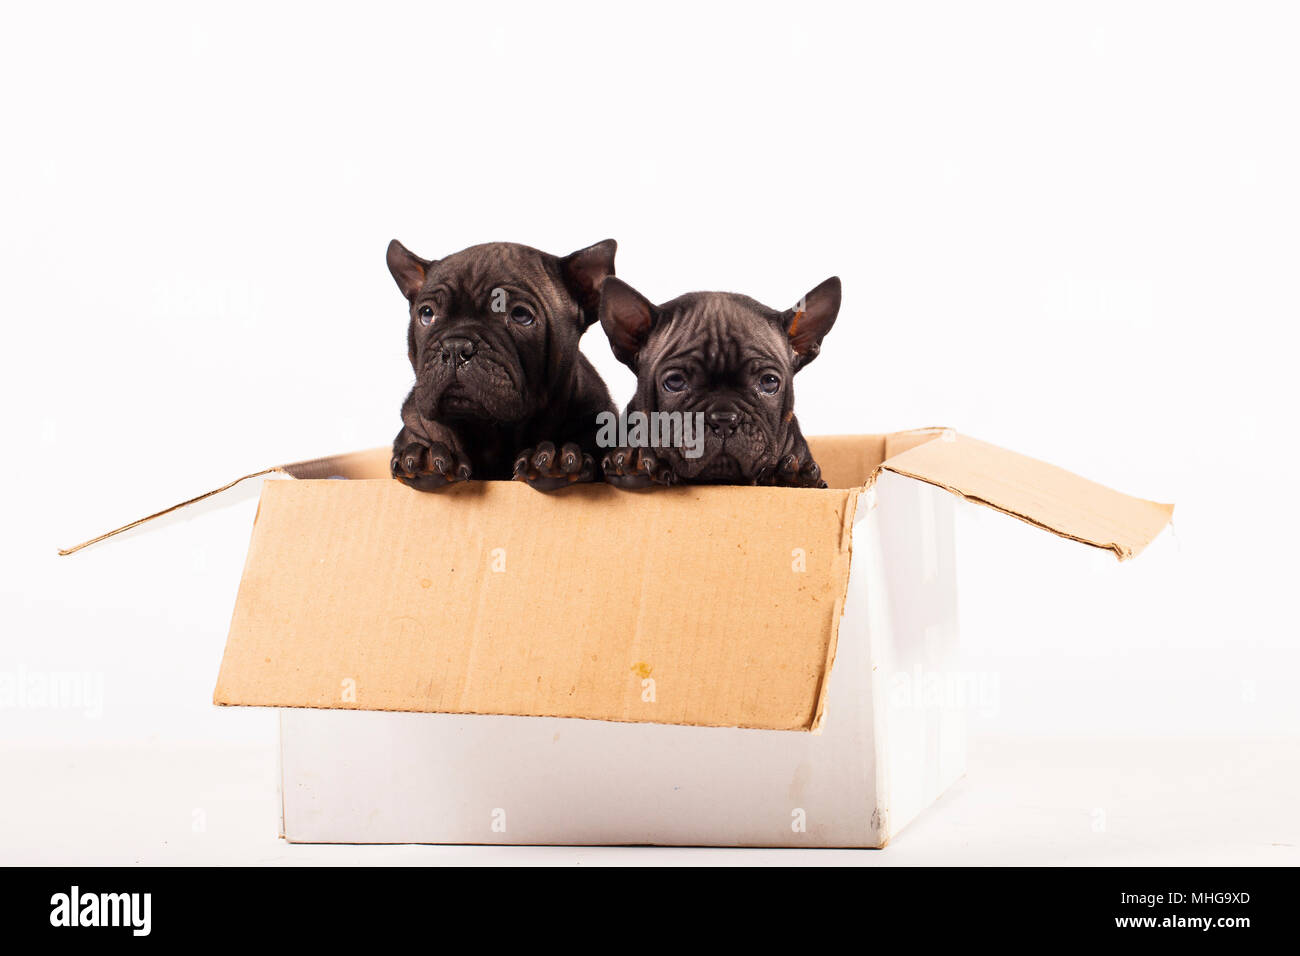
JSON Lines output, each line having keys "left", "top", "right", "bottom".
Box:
{"left": 781, "top": 277, "right": 841, "bottom": 371}
{"left": 387, "top": 239, "right": 434, "bottom": 301}
{"left": 599, "top": 276, "right": 657, "bottom": 367}
{"left": 560, "top": 239, "right": 617, "bottom": 328}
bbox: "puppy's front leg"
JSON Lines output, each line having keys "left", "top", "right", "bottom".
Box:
{"left": 391, "top": 420, "right": 473, "bottom": 491}
{"left": 514, "top": 379, "right": 615, "bottom": 492}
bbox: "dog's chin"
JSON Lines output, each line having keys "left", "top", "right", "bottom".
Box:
{"left": 674, "top": 448, "right": 768, "bottom": 484}
{"left": 432, "top": 382, "right": 492, "bottom": 418}
{"left": 418, "top": 364, "right": 529, "bottom": 423}
{"left": 695, "top": 456, "right": 745, "bottom": 482}
{"left": 426, "top": 387, "right": 529, "bottom": 423}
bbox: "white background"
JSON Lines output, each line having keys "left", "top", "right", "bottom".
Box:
{"left": 2, "top": 1, "right": 1297, "bottom": 863}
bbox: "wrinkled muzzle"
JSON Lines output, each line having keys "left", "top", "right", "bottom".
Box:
{"left": 415, "top": 331, "right": 529, "bottom": 423}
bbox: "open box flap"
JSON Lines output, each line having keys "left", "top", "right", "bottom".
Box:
{"left": 57, "top": 433, "right": 923, "bottom": 554}
{"left": 56, "top": 449, "right": 393, "bottom": 555}
{"left": 879, "top": 433, "right": 1174, "bottom": 560}
{"left": 60, "top": 429, "right": 1172, "bottom": 729}
{"left": 214, "top": 479, "right": 858, "bottom": 731}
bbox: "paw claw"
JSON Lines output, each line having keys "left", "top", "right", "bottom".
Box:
{"left": 516, "top": 440, "right": 596, "bottom": 492}
{"left": 603, "top": 447, "right": 674, "bottom": 489}
{"left": 391, "top": 440, "right": 471, "bottom": 490}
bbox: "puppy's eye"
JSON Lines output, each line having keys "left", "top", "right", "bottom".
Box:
{"left": 662, "top": 371, "right": 688, "bottom": 393}
{"left": 417, "top": 305, "right": 436, "bottom": 326}
{"left": 758, "top": 373, "right": 781, "bottom": 394}
{"left": 510, "top": 305, "right": 536, "bottom": 326}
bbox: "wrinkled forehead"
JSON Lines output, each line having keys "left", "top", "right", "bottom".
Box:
{"left": 427, "top": 243, "right": 565, "bottom": 307}
{"left": 650, "top": 295, "right": 792, "bottom": 372}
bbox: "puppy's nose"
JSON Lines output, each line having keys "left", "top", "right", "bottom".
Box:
{"left": 439, "top": 336, "right": 476, "bottom": 366}
{"left": 706, "top": 409, "right": 741, "bottom": 437}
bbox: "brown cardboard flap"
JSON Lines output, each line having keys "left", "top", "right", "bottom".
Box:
{"left": 57, "top": 449, "right": 393, "bottom": 555}
{"left": 215, "top": 479, "right": 858, "bottom": 731}
{"left": 57, "top": 467, "right": 281, "bottom": 556}
{"left": 805, "top": 429, "right": 948, "bottom": 490}
{"left": 880, "top": 433, "right": 1174, "bottom": 560}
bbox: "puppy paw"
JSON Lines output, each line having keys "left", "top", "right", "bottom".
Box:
{"left": 771, "top": 453, "right": 828, "bottom": 489}
{"left": 601, "top": 447, "right": 677, "bottom": 489}
{"left": 512, "top": 441, "right": 595, "bottom": 492}
{"left": 391, "top": 440, "right": 472, "bottom": 490}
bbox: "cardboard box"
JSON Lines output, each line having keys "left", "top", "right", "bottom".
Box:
{"left": 64, "top": 429, "right": 1173, "bottom": 847}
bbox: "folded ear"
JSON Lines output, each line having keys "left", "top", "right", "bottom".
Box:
{"left": 781, "top": 276, "right": 841, "bottom": 371}
{"left": 599, "top": 276, "right": 657, "bottom": 367}
{"left": 560, "top": 239, "right": 617, "bottom": 328}
{"left": 386, "top": 239, "right": 434, "bottom": 301}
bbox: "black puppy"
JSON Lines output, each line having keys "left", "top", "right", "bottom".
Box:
{"left": 386, "top": 239, "right": 617, "bottom": 491}
{"left": 597, "top": 276, "right": 841, "bottom": 488}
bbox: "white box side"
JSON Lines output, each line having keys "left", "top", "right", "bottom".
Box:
{"left": 872, "top": 470, "right": 966, "bottom": 842}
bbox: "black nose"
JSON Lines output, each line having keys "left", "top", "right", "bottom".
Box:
{"left": 706, "top": 409, "right": 741, "bottom": 437}
{"left": 439, "top": 336, "right": 476, "bottom": 366}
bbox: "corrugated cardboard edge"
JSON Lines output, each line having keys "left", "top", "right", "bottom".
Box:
{"left": 806, "top": 487, "right": 862, "bottom": 734}
{"left": 57, "top": 467, "right": 285, "bottom": 556}
{"left": 877, "top": 432, "right": 1175, "bottom": 561}
{"left": 220, "top": 697, "right": 827, "bottom": 731}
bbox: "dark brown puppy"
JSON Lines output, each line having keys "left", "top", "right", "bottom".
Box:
{"left": 386, "top": 239, "right": 617, "bottom": 491}
{"left": 598, "top": 276, "right": 841, "bottom": 488}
